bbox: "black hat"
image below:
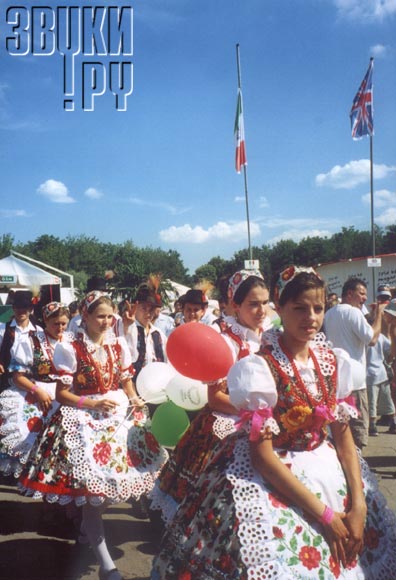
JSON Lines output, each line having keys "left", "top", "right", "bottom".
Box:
{"left": 13, "top": 290, "right": 33, "bottom": 309}
{"left": 86, "top": 276, "right": 107, "bottom": 292}
{"left": 135, "top": 284, "right": 163, "bottom": 307}
{"left": 183, "top": 289, "right": 208, "bottom": 306}
{"left": 40, "top": 284, "right": 61, "bottom": 305}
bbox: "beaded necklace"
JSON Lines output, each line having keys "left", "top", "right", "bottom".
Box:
{"left": 86, "top": 343, "right": 114, "bottom": 393}
{"left": 276, "top": 338, "right": 335, "bottom": 408}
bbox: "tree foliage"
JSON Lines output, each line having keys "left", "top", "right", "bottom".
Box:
{"left": 1, "top": 225, "right": 395, "bottom": 298}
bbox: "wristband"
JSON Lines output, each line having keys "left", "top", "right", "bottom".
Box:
{"left": 77, "top": 396, "right": 87, "bottom": 409}
{"left": 31, "top": 384, "right": 39, "bottom": 393}
{"left": 319, "top": 505, "right": 335, "bottom": 525}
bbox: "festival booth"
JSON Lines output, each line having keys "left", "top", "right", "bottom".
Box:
{"left": 316, "top": 253, "right": 396, "bottom": 303}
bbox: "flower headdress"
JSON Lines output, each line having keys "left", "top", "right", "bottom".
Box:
{"left": 81, "top": 290, "right": 108, "bottom": 313}
{"left": 274, "top": 265, "right": 322, "bottom": 303}
{"left": 42, "top": 301, "right": 69, "bottom": 320}
{"left": 227, "top": 269, "right": 264, "bottom": 301}
{"left": 135, "top": 274, "right": 163, "bottom": 306}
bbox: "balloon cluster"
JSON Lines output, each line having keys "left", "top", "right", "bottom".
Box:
{"left": 137, "top": 323, "right": 234, "bottom": 447}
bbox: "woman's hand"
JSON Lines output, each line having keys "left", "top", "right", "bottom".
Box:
{"left": 342, "top": 505, "right": 367, "bottom": 564}
{"left": 322, "top": 511, "right": 350, "bottom": 568}
{"left": 35, "top": 388, "right": 53, "bottom": 414}
{"left": 92, "top": 398, "right": 119, "bottom": 413}
{"left": 129, "top": 396, "right": 145, "bottom": 409}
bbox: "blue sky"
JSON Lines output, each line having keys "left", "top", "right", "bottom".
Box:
{"left": 0, "top": 0, "right": 395, "bottom": 274}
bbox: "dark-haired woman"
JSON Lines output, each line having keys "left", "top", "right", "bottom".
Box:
{"left": 151, "top": 269, "right": 274, "bottom": 524}
{"left": 151, "top": 266, "right": 396, "bottom": 580}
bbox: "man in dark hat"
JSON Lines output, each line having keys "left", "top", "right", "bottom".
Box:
{"left": 181, "top": 288, "right": 216, "bottom": 325}
{"left": 124, "top": 283, "right": 167, "bottom": 381}
{"left": 0, "top": 291, "right": 42, "bottom": 390}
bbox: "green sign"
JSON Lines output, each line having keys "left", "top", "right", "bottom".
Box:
{"left": 0, "top": 275, "right": 17, "bottom": 283}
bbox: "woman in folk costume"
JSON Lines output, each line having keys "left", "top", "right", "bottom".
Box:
{"left": 20, "top": 291, "right": 168, "bottom": 580}
{"left": 151, "top": 269, "right": 273, "bottom": 524}
{"left": 151, "top": 266, "right": 396, "bottom": 580}
{"left": 0, "top": 302, "right": 72, "bottom": 477}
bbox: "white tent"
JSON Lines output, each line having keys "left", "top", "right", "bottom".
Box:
{"left": 0, "top": 255, "right": 60, "bottom": 288}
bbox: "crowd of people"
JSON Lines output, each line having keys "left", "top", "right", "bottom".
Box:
{"left": 0, "top": 267, "right": 396, "bottom": 579}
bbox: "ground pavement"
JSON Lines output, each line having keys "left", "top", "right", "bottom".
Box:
{"left": 1, "top": 425, "right": 395, "bottom": 580}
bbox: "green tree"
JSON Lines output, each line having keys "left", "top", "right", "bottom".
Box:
{"left": 0, "top": 234, "right": 14, "bottom": 259}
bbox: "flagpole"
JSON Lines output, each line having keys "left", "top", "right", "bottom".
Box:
{"left": 370, "top": 133, "right": 376, "bottom": 298}
{"left": 236, "top": 43, "right": 253, "bottom": 262}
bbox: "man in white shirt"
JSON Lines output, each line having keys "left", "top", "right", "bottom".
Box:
{"left": 0, "top": 291, "right": 42, "bottom": 391}
{"left": 324, "top": 277, "right": 385, "bottom": 448}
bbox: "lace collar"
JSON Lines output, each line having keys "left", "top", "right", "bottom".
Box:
{"left": 78, "top": 327, "right": 117, "bottom": 353}
{"left": 261, "top": 328, "right": 335, "bottom": 377}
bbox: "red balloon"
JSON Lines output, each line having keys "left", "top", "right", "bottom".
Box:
{"left": 166, "top": 323, "right": 234, "bottom": 382}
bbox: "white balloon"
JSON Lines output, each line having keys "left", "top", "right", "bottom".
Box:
{"left": 166, "top": 373, "right": 208, "bottom": 411}
{"left": 136, "top": 362, "right": 176, "bottom": 404}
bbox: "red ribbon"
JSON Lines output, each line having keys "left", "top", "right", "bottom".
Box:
{"left": 311, "top": 404, "right": 335, "bottom": 431}
{"left": 235, "top": 407, "right": 273, "bottom": 441}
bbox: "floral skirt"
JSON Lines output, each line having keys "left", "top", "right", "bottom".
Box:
{"left": 0, "top": 382, "right": 59, "bottom": 477}
{"left": 150, "top": 406, "right": 237, "bottom": 524}
{"left": 19, "top": 389, "right": 168, "bottom": 505}
{"left": 151, "top": 432, "right": 396, "bottom": 580}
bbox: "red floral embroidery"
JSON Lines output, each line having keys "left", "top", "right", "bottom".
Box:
{"left": 127, "top": 449, "right": 142, "bottom": 467}
{"left": 273, "top": 526, "right": 284, "bottom": 538}
{"left": 27, "top": 417, "right": 43, "bottom": 433}
{"left": 93, "top": 442, "right": 112, "bottom": 465}
{"left": 178, "top": 571, "right": 191, "bottom": 580}
{"left": 329, "top": 555, "right": 341, "bottom": 578}
{"left": 145, "top": 431, "right": 160, "bottom": 453}
{"left": 268, "top": 492, "right": 287, "bottom": 509}
{"left": 299, "top": 545, "right": 321, "bottom": 570}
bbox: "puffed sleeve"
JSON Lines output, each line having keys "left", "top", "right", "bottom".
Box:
{"left": 117, "top": 336, "right": 135, "bottom": 380}
{"left": 8, "top": 335, "right": 33, "bottom": 373}
{"left": 52, "top": 341, "right": 77, "bottom": 385}
{"left": 227, "top": 354, "right": 279, "bottom": 440}
{"left": 332, "top": 347, "right": 360, "bottom": 423}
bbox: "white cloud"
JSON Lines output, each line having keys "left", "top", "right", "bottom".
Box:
{"left": 128, "top": 196, "right": 190, "bottom": 215}
{"left": 370, "top": 44, "right": 388, "bottom": 58}
{"left": 0, "top": 209, "right": 28, "bottom": 218}
{"left": 267, "top": 229, "right": 332, "bottom": 246}
{"left": 362, "top": 189, "right": 396, "bottom": 207}
{"left": 159, "top": 220, "right": 261, "bottom": 244}
{"left": 260, "top": 216, "right": 340, "bottom": 230}
{"left": 84, "top": 187, "right": 103, "bottom": 199}
{"left": 234, "top": 196, "right": 245, "bottom": 203}
{"left": 315, "top": 159, "right": 396, "bottom": 189}
{"left": 376, "top": 207, "right": 396, "bottom": 226}
{"left": 258, "top": 196, "right": 269, "bottom": 208}
{"left": 334, "top": 0, "right": 396, "bottom": 21}
{"left": 37, "top": 179, "right": 75, "bottom": 204}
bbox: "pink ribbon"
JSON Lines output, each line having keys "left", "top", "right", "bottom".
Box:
{"left": 235, "top": 408, "right": 273, "bottom": 441}
{"left": 336, "top": 394, "right": 358, "bottom": 413}
{"left": 311, "top": 404, "right": 335, "bottom": 431}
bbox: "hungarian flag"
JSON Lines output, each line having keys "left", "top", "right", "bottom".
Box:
{"left": 350, "top": 59, "right": 374, "bottom": 140}
{"left": 234, "top": 88, "right": 247, "bottom": 173}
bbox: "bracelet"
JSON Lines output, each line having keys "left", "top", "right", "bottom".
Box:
{"left": 31, "top": 384, "right": 39, "bottom": 393}
{"left": 319, "top": 505, "right": 335, "bottom": 525}
{"left": 77, "top": 396, "right": 87, "bottom": 409}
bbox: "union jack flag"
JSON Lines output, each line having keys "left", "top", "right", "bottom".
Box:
{"left": 350, "top": 59, "right": 374, "bottom": 140}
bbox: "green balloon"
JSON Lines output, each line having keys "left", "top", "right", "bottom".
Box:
{"left": 150, "top": 401, "right": 190, "bottom": 447}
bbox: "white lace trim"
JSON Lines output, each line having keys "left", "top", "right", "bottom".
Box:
{"left": 334, "top": 401, "right": 359, "bottom": 423}
{"left": 212, "top": 412, "right": 238, "bottom": 439}
{"left": 261, "top": 329, "right": 336, "bottom": 378}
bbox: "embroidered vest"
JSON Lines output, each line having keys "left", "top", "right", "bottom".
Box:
{"left": 133, "top": 325, "right": 165, "bottom": 379}
{"left": 261, "top": 348, "right": 337, "bottom": 452}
